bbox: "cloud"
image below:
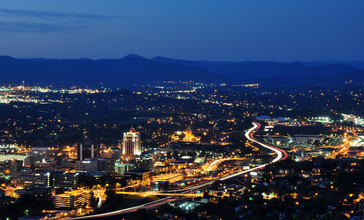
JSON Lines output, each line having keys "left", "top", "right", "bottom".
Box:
{"left": 0, "top": 8, "right": 131, "bottom": 20}
{"left": 0, "top": 21, "right": 82, "bottom": 33}
{"left": 0, "top": 8, "right": 147, "bottom": 34}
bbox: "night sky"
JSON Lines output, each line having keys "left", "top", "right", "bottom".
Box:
{"left": 0, "top": 0, "right": 363, "bottom": 61}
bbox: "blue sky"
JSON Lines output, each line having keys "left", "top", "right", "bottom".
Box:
{"left": 0, "top": 0, "right": 363, "bottom": 61}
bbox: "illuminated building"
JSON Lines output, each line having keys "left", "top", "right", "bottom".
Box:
{"left": 34, "top": 171, "right": 52, "bottom": 187}
{"left": 122, "top": 127, "right": 141, "bottom": 157}
{"left": 152, "top": 173, "right": 184, "bottom": 183}
{"left": 17, "top": 171, "right": 52, "bottom": 188}
{"left": 124, "top": 170, "right": 152, "bottom": 184}
{"left": 0, "top": 154, "right": 27, "bottom": 164}
{"left": 52, "top": 189, "right": 93, "bottom": 209}
{"left": 309, "top": 116, "right": 332, "bottom": 123}
{"left": 0, "top": 144, "right": 17, "bottom": 152}
{"left": 114, "top": 162, "right": 134, "bottom": 176}
{"left": 100, "top": 148, "right": 121, "bottom": 159}
{"left": 182, "top": 128, "right": 201, "bottom": 143}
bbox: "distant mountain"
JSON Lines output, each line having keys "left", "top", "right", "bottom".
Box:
{"left": 153, "top": 56, "right": 360, "bottom": 75}
{"left": 1, "top": 55, "right": 363, "bottom": 87}
{"left": 0, "top": 55, "right": 224, "bottom": 88}
{"left": 152, "top": 56, "right": 363, "bottom": 86}
{"left": 301, "top": 60, "right": 364, "bottom": 69}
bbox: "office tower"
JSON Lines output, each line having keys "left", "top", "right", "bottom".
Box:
{"left": 122, "top": 127, "right": 141, "bottom": 157}
{"left": 77, "top": 141, "right": 99, "bottom": 160}
{"left": 135, "top": 153, "right": 154, "bottom": 171}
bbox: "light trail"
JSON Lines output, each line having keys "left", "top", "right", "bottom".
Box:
{"left": 95, "top": 191, "right": 102, "bottom": 208}
{"left": 165, "top": 122, "right": 287, "bottom": 193}
{"left": 69, "top": 196, "right": 176, "bottom": 219}
{"left": 204, "top": 157, "right": 246, "bottom": 171}
{"left": 245, "top": 122, "right": 288, "bottom": 163}
{"left": 69, "top": 122, "right": 287, "bottom": 219}
{"left": 116, "top": 191, "right": 203, "bottom": 197}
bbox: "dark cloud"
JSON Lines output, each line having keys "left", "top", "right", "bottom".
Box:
{"left": 0, "top": 8, "right": 133, "bottom": 20}
{"left": 0, "top": 21, "right": 82, "bottom": 33}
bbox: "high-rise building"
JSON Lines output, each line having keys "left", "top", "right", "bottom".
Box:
{"left": 135, "top": 153, "right": 154, "bottom": 171}
{"left": 77, "top": 141, "right": 99, "bottom": 161}
{"left": 122, "top": 127, "right": 141, "bottom": 157}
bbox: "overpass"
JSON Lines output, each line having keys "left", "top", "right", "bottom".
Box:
{"left": 116, "top": 191, "right": 203, "bottom": 197}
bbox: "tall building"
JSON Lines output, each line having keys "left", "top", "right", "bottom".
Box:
{"left": 135, "top": 153, "right": 154, "bottom": 171}
{"left": 122, "top": 127, "right": 141, "bottom": 158}
{"left": 77, "top": 141, "right": 99, "bottom": 161}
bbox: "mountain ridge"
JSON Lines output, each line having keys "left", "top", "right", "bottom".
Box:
{"left": 1, "top": 55, "right": 363, "bottom": 88}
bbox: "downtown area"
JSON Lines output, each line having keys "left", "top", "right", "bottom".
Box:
{"left": 0, "top": 82, "right": 363, "bottom": 220}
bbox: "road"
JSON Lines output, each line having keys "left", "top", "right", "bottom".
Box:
{"left": 204, "top": 157, "right": 247, "bottom": 171}
{"left": 244, "top": 122, "right": 288, "bottom": 163}
{"left": 69, "top": 122, "right": 287, "bottom": 219}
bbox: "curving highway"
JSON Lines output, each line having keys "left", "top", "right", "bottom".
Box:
{"left": 69, "top": 122, "right": 287, "bottom": 219}
{"left": 245, "top": 122, "right": 288, "bottom": 163}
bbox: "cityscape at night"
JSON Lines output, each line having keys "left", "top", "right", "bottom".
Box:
{"left": 0, "top": 81, "right": 363, "bottom": 220}
{"left": 0, "top": 1, "right": 364, "bottom": 220}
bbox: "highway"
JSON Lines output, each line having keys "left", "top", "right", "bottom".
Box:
{"left": 204, "top": 157, "right": 247, "bottom": 171}
{"left": 69, "top": 122, "right": 287, "bottom": 219}
{"left": 245, "top": 122, "right": 288, "bottom": 163}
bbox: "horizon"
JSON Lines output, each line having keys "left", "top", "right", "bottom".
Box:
{"left": 0, "top": 1, "right": 363, "bottom": 61}
{"left": 2, "top": 54, "right": 364, "bottom": 63}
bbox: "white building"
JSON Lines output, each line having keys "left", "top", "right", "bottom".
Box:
{"left": 122, "top": 127, "right": 141, "bottom": 157}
